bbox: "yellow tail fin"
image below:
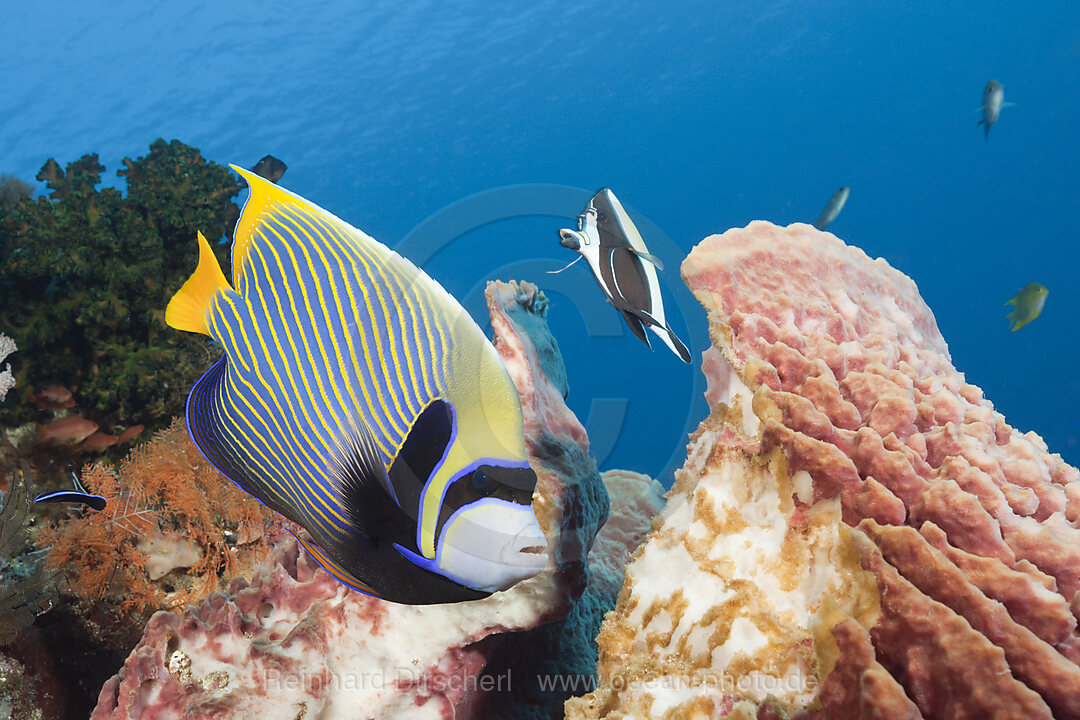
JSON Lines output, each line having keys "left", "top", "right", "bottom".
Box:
{"left": 165, "top": 231, "right": 231, "bottom": 336}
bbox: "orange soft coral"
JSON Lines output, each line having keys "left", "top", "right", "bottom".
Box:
{"left": 36, "top": 418, "right": 277, "bottom": 614}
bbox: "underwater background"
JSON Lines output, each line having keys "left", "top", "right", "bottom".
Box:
{"left": 2, "top": 0, "right": 1079, "bottom": 482}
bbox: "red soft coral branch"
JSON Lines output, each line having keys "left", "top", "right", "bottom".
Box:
{"left": 36, "top": 418, "right": 277, "bottom": 615}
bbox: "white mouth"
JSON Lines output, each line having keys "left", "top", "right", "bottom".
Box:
{"left": 436, "top": 500, "right": 549, "bottom": 591}
{"left": 504, "top": 519, "right": 549, "bottom": 572}
{"left": 559, "top": 228, "right": 582, "bottom": 250}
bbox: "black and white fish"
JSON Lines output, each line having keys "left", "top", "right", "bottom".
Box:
{"left": 557, "top": 189, "right": 690, "bottom": 363}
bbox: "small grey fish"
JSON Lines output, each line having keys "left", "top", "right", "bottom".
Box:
{"left": 814, "top": 186, "right": 850, "bottom": 231}
{"left": 978, "top": 80, "right": 1004, "bottom": 140}
{"left": 250, "top": 155, "right": 287, "bottom": 183}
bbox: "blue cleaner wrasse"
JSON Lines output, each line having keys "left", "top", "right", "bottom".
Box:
{"left": 165, "top": 166, "right": 547, "bottom": 604}
{"left": 556, "top": 188, "right": 691, "bottom": 363}
{"left": 33, "top": 471, "right": 106, "bottom": 511}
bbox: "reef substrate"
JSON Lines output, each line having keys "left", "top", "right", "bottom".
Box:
{"left": 566, "top": 222, "right": 1080, "bottom": 720}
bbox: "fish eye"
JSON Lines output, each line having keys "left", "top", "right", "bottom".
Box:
{"left": 470, "top": 468, "right": 492, "bottom": 494}
{"left": 597, "top": 212, "right": 607, "bottom": 223}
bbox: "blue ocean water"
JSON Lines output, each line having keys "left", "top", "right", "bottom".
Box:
{"left": 2, "top": 1, "right": 1078, "bottom": 480}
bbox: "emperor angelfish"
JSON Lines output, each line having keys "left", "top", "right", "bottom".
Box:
{"left": 166, "top": 166, "right": 547, "bottom": 604}
{"left": 558, "top": 189, "right": 691, "bottom": 363}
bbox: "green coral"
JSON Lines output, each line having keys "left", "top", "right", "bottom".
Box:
{"left": 0, "top": 174, "right": 33, "bottom": 209}
{"left": 0, "top": 139, "right": 242, "bottom": 432}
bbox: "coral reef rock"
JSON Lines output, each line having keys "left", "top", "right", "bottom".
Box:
{"left": 566, "top": 221, "right": 1080, "bottom": 720}
{"left": 92, "top": 280, "right": 615, "bottom": 720}
{"left": 36, "top": 419, "right": 276, "bottom": 618}
{"left": 0, "top": 332, "right": 15, "bottom": 402}
{"left": 478, "top": 469, "right": 665, "bottom": 720}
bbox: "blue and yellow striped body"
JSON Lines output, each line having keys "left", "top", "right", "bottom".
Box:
{"left": 167, "top": 167, "right": 544, "bottom": 604}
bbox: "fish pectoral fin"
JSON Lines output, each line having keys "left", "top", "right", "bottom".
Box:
{"left": 165, "top": 231, "right": 232, "bottom": 336}
{"left": 331, "top": 410, "right": 394, "bottom": 539}
{"left": 630, "top": 248, "right": 664, "bottom": 271}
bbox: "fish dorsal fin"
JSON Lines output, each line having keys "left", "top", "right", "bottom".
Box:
{"left": 546, "top": 255, "right": 583, "bottom": 274}
{"left": 630, "top": 247, "right": 664, "bottom": 270}
{"left": 231, "top": 164, "right": 383, "bottom": 289}
{"left": 228, "top": 164, "right": 455, "bottom": 308}
{"left": 230, "top": 164, "right": 310, "bottom": 287}
{"left": 71, "top": 471, "right": 89, "bottom": 494}
{"left": 165, "top": 231, "right": 232, "bottom": 336}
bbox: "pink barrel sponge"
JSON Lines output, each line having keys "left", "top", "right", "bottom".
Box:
{"left": 682, "top": 221, "right": 1080, "bottom": 718}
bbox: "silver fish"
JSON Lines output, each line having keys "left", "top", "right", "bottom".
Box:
{"left": 979, "top": 80, "right": 1004, "bottom": 140}
{"left": 814, "top": 186, "right": 850, "bottom": 231}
